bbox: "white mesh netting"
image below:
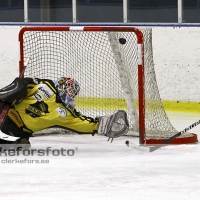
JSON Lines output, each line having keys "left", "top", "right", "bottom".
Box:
{"left": 20, "top": 27, "right": 186, "bottom": 139}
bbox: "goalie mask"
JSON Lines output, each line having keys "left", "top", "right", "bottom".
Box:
{"left": 60, "top": 77, "right": 80, "bottom": 98}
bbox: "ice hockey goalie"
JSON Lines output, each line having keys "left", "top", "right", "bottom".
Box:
{"left": 0, "top": 77, "right": 129, "bottom": 148}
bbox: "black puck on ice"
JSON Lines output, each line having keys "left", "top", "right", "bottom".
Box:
{"left": 125, "top": 140, "right": 129, "bottom": 147}
{"left": 119, "top": 38, "right": 126, "bottom": 45}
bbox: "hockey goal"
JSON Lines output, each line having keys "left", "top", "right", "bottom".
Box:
{"left": 18, "top": 26, "right": 198, "bottom": 145}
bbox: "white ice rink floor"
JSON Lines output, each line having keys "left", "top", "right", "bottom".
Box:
{"left": 0, "top": 112, "right": 200, "bottom": 200}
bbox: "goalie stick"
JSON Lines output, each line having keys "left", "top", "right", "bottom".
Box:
{"left": 19, "top": 57, "right": 31, "bottom": 78}
{"left": 126, "top": 119, "right": 200, "bottom": 152}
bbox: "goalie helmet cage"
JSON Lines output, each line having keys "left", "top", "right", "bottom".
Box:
{"left": 18, "top": 26, "right": 198, "bottom": 145}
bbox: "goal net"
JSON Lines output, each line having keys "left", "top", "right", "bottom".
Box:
{"left": 18, "top": 26, "right": 197, "bottom": 145}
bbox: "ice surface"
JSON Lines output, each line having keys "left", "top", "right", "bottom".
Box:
{"left": 1, "top": 26, "right": 200, "bottom": 200}
{"left": 0, "top": 112, "right": 200, "bottom": 200}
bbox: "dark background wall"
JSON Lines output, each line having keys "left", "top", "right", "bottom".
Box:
{"left": 0, "top": 0, "right": 199, "bottom": 23}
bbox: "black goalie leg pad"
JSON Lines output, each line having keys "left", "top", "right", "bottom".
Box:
{"left": 0, "top": 78, "right": 28, "bottom": 104}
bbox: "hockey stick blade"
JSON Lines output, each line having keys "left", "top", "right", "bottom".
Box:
{"left": 149, "top": 119, "right": 200, "bottom": 152}
{"left": 126, "top": 119, "right": 200, "bottom": 153}
{"left": 0, "top": 130, "right": 19, "bottom": 141}
{"left": 125, "top": 140, "right": 150, "bottom": 152}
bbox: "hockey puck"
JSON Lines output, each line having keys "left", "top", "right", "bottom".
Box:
{"left": 125, "top": 140, "right": 129, "bottom": 146}
{"left": 119, "top": 38, "right": 126, "bottom": 45}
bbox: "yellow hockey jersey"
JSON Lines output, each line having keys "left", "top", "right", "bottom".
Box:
{"left": 8, "top": 78, "right": 98, "bottom": 136}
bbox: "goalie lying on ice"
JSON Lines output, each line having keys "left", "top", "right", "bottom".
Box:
{"left": 0, "top": 77, "right": 129, "bottom": 148}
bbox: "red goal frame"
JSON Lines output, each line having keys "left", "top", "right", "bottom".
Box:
{"left": 18, "top": 26, "right": 198, "bottom": 145}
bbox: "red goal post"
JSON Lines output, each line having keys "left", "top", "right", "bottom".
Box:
{"left": 18, "top": 26, "right": 198, "bottom": 145}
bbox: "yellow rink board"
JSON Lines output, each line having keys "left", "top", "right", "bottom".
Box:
{"left": 162, "top": 100, "right": 200, "bottom": 113}
{"left": 76, "top": 97, "right": 200, "bottom": 113}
